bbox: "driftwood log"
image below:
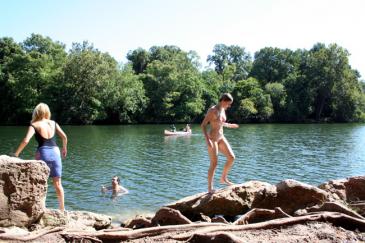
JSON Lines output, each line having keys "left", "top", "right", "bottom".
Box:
{"left": 1, "top": 212, "right": 365, "bottom": 242}
{"left": 234, "top": 207, "right": 291, "bottom": 225}
{"left": 0, "top": 227, "right": 64, "bottom": 242}
{"left": 172, "top": 212, "right": 365, "bottom": 241}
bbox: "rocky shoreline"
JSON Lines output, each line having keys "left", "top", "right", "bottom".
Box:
{"left": 1, "top": 155, "right": 365, "bottom": 242}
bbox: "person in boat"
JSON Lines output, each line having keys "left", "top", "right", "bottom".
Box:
{"left": 201, "top": 93, "right": 239, "bottom": 193}
{"left": 183, "top": 124, "right": 191, "bottom": 132}
{"left": 14, "top": 103, "right": 68, "bottom": 213}
{"left": 170, "top": 124, "right": 176, "bottom": 132}
{"left": 101, "top": 176, "right": 129, "bottom": 195}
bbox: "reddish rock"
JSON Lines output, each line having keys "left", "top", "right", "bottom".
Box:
{"left": 166, "top": 181, "right": 273, "bottom": 218}
{"left": 252, "top": 179, "right": 329, "bottom": 214}
{"left": 124, "top": 215, "right": 152, "bottom": 229}
{"left": 151, "top": 207, "right": 192, "bottom": 226}
{"left": 319, "top": 176, "right": 365, "bottom": 202}
{"left": 211, "top": 215, "right": 229, "bottom": 224}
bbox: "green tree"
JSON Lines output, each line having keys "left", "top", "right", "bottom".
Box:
{"left": 303, "top": 43, "right": 352, "bottom": 121}
{"left": 0, "top": 34, "right": 67, "bottom": 124}
{"left": 207, "top": 44, "right": 252, "bottom": 81}
{"left": 60, "top": 41, "right": 119, "bottom": 124}
{"left": 141, "top": 46, "right": 205, "bottom": 122}
{"left": 265, "top": 82, "right": 286, "bottom": 120}
{"left": 104, "top": 64, "right": 148, "bottom": 123}
{"left": 0, "top": 37, "right": 24, "bottom": 123}
{"left": 126, "top": 48, "right": 150, "bottom": 74}
{"left": 250, "top": 47, "right": 298, "bottom": 85}
{"left": 331, "top": 69, "right": 365, "bottom": 121}
{"left": 232, "top": 77, "right": 273, "bottom": 122}
{"left": 284, "top": 72, "right": 313, "bottom": 121}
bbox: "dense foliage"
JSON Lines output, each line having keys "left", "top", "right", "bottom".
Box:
{"left": 1, "top": 34, "right": 364, "bottom": 124}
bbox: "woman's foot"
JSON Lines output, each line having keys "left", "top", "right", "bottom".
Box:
{"left": 207, "top": 189, "right": 216, "bottom": 195}
{"left": 220, "top": 178, "right": 234, "bottom": 186}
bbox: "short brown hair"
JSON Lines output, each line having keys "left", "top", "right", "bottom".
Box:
{"left": 219, "top": 93, "right": 233, "bottom": 102}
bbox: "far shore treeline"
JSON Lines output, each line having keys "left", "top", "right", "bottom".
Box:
{"left": 1, "top": 34, "right": 365, "bottom": 125}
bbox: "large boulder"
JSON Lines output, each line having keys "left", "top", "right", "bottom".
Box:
{"left": 0, "top": 155, "right": 49, "bottom": 227}
{"left": 252, "top": 179, "right": 329, "bottom": 214}
{"left": 319, "top": 176, "right": 365, "bottom": 216}
{"left": 151, "top": 207, "right": 192, "bottom": 226}
{"left": 319, "top": 176, "right": 365, "bottom": 202}
{"left": 166, "top": 181, "right": 273, "bottom": 218}
{"left": 39, "top": 209, "right": 112, "bottom": 230}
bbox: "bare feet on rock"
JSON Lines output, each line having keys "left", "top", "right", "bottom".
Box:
{"left": 207, "top": 189, "right": 216, "bottom": 195}
{"left": 220, "top": 178, "right": 234, "bottom": 186}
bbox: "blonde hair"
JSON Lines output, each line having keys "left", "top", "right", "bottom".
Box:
{"left": 31, "top": 103, "right": 51, "bottom": 123}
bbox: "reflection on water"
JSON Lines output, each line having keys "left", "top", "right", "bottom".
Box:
{"left": 1, "top": 124, "right": 365, "bottom": 221}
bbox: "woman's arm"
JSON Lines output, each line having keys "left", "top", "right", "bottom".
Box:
{"left": 223, "top": 122, "right": 239, "bottom": 128}
{"left": 14, "top": 126, "right": 35, "bottom": 157}
{"left": 201, "top": 109, "right": 214, "bottom": 148}
{"left": 55, "top": 123, "right": 68, "bottom": 158}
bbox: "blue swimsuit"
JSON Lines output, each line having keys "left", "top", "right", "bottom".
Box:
{"left": 32, "top": 121, "right": 62, "bottom": 178}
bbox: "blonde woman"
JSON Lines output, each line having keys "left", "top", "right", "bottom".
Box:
{"left": 201, "top": 93, "right": 239, "bottom": 193}
{"left": 14, "top": 103, "right": 67, "bottom": 212}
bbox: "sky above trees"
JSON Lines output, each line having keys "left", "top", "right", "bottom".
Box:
{"left": 1, "top": 0, "right": 364, "bottom": 78}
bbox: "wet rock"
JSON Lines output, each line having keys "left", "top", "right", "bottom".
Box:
{"left": 0, "top": 155, "right": 49, "bottom": 227}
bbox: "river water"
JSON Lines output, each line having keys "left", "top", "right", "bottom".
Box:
{"left": 1, "top": 124, "right": 365, "bottom": 221}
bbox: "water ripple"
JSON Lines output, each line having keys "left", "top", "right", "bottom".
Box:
{"left": 2, "top": 124, "right": 365, "bottom": 222}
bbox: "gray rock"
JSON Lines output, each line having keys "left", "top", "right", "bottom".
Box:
{"left": 40, "top": 209, "right": 112, "bottom": 230}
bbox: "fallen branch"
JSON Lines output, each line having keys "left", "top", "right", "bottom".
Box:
{"left": 17, "top": 212, "right": 365, "bottom": 242}
{"left": 234, "top": 207, "right": 291, "bottom": 225}
{"left": 62, "top": 222, "right": 226, "bottom": 241}
{"left": 0, "top": 227, "right": 64, "bottom": 242}
{"left": 306, "top": 202, "right": 365, "bottom": 219}
{"left": 62, "top": 234, "right": 102, "bottom": 243}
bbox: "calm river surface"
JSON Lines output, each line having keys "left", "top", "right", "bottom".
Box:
{"left": 1, "top": 124, "right": 365, "bottom": 221}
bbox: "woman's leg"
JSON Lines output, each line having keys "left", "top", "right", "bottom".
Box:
{"left": 218, "top": 137, "right": 235, "bottom": 185}
{"left": 52, "top": 177, "right": 65, "bottom": 212}
{"left": 207, "top": 142, "right": 219, "bottom": 193}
